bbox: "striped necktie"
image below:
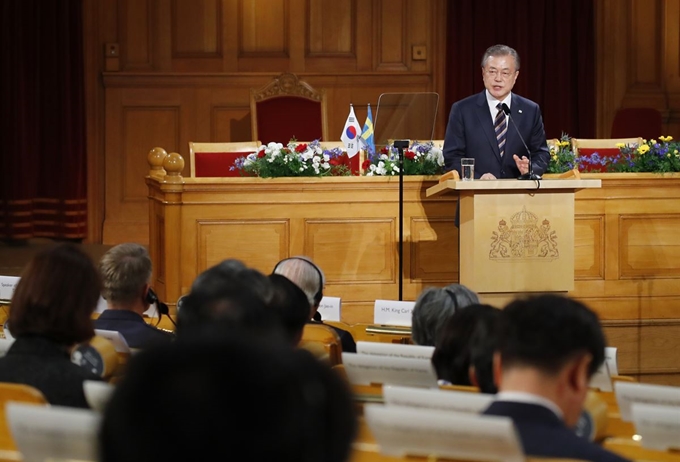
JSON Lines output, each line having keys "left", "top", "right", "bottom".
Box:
{"left": 495, "top": 103, "right": 507, "bottom": 157}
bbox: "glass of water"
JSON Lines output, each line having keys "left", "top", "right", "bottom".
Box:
{"left": 461, "top": 158, "right": 475, "bottom": 181}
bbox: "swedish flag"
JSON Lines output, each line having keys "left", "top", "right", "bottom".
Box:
{"left": 360, "top": 104, "right": 375, "bottom": 155}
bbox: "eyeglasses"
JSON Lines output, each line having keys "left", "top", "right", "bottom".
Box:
{"left": 485, "top": 68, "right": 516, "bottom": 79}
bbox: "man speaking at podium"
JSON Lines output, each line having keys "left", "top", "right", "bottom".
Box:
{"left": 443, "top": 44, "right": 549, "bottom": 180}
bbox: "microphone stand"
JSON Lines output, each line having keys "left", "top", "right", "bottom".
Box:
{"left": 393, "top": 139, "right": 409, "bottom": 301}
{"left": 502, "top": 104, "right": 541, "bottom": 181}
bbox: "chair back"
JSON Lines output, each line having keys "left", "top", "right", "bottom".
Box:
{"left": 189, "top": 141, "right": 261, "bottom": 177}
{"left": 299, "top": 323, "right": 342, "bottom": 366}
{"left": 611, "top": 107, "right": 663, "bottom": 139}
{"left": 250, "top": 73, "right": 328, "bottom": 144}
{"left": 0, "top": 383, "right": 48, "bottom": 451}
{"left": 571, "top": 137, "right": 643, "bottom": 172}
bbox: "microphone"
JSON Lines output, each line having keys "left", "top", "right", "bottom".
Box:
{"left": 501, "top": 103, "right": 541, "bottom": 180}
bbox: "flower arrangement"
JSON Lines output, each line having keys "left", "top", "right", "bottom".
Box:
{"left": 362, "top": 141, "right": 445, "bottom": 176}
{"left": 608, "top": 136, "right": 680, "bottom": 173}
{"left": 548, "top": 134, "right": 680, "bottom": 174}
{"left": 233, "top": 140, "right": 352, "bottom": 177}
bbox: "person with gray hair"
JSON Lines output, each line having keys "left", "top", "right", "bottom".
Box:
{"left": 411, "top": 283, "right": 479, "bottom": 346}
{"left": 95, "top": 243, "right": 174, "bottom": 348}
{"left": 442, "top": 44, "right": 549, "bottom": 182}
{"left": 273, "top": 256, "right": 356, "bottom": 352}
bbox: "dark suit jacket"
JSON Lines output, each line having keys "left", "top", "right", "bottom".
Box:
{"left": 94, "top": 309, "right": 174, "bottom": 349}
{"left": 484, "top": 401, "right": 630, "bottom": 462}
{"left": 0, "top": 336, "right": 102, "bottom": 408}
{"left": 443, "top": 91, "right": 550, "bottom": 179}
{"left": 308, "top": 320, "right": 356, "bottom": 353}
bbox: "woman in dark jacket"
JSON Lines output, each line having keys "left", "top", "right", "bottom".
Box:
{"left": 0, "top": 243, "right": 102, "bottom": 408}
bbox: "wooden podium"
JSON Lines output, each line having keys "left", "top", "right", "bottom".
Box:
{"left": 427, "top": 178, "right": 601, "bottom": 303}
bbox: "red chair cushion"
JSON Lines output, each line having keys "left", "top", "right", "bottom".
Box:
{"left": 195, "top": 151, "right": 255, "bottom": 177}
{"left": 577, "top": 147, "right": 621, "bottom": 172}
{"left": 256, "top": 97, "right": 323, "bottom": 144}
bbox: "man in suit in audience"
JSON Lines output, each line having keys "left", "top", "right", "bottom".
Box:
{"left": 95, "top": 243, "right": 174, "bottom": 349}
{"left": 443, "top": 44, "right": 549, "bottom": 180}
{"left": 273, "top": 256, "right": 356, "bottom": 353}
{"left": 483, "top": 295, "right": 630, "bottom": 462}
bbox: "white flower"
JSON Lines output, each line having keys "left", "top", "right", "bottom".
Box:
{"left": 323, "top": 154, "right": 330, "bottom": 162}
{"left": 380, "top": 154, "right": 388, "bottom": 160}
{"left": 366, "top": 171, "right": 374, "bottom": 176}
{"left": 299, "top": 167, "right": 304, "bottom": 172}
{"left": 392, "top": 164, "right": 400, "bottom": 173}
{"left": 321, "top": 162, "right": 330, "bottom": 169}
{"left": 378, "top": 161, "right": 385, "bottom": 168}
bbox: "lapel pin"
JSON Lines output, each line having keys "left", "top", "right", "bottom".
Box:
{"left": 518, "top": 109, "right": 523, "bottom": 114}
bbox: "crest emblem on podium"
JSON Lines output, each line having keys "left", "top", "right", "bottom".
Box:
{"left": 489, "top": 206, "right": 559, "bottom": 261}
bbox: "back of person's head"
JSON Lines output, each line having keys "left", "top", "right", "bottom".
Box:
{"left": 99, "top": 243, "right": 151, "bottom": 306}
{"left": 431, "top": 303, "right": 499, "bottom": 393}
{"left": 176, "top": 259, "right": 278, "bottom": 337}
{"left": 99, "top": 333, "right": 357, "bottom": 462}
{"left": 9, "top": 243, "right": 101, "bottom": 345}
{"left": 497, "top": 294, "right": 605, "bottom": 378}
{"left": 267, "top": 274, "right": 311, "bottom": 345}
{"left": 272, "top": 256, "right": 324, "bottom": 311}
{"left": 411, "top": 283, "right": 479, "bottom": 346}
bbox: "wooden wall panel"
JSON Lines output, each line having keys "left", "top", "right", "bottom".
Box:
{"left": 619, "top": 215, "right": 680, "bottom": 278}
{"left": 197, "top": 220, "right": 289, "bottom": 273}
{"left": 211, "top": 106, "right": 253, "bottom": 142}
{"left": 307, "top": 0, "right": 354, "bottom": 56}
{"left": 239, "top": 0, "right": 288, "bottom": 56}
{"left": 172, "top": 0, "right": 221, "bottom": 57}
{"left": 304, "top": 219, "right": 395, "bottom": 283}
{"left": 630, "top": 0, "right": 662, "bottom": 89}
{"left": 574, "top": 216, "right": 605, "bottom": 280}
{"left": 376, "top": 0, "right": 407, "bottom": 70}
{"left": 120, "top": 0, "right": 152, "bottom": 69}
{"left": 409, "top": 217, "right": 458, "bottom": 282}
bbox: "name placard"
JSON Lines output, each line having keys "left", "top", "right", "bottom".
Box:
{"left": 7, "top": 403, "right": 101, "bottom": 462}
{"left": 0, "top": 275, "right": 20, "bottom": 301}
{"left": 615, "top": 382, "right": 680, "bottom": 422}
{"left": 383, "top": 385, "right": 493, "bottom": 413}
{"left": 0, "top": 338, "right": 14, "bottom": 357}
{"left": 83, "top": 380, "right": 115, "bottom": 413}
{"left": 94, "top": 329, "right": 130, "bottom": 353}
{"left": 631, "top": 402, "right": 680, "bottom": 451}
{"left": 364, "top": 404, "right": 523, "bottom": 462}
{"left": 589, "top": 359, "right": 612, "bottom": 392}
{"left": 357, "top": 341, "right": 434, "bottom": 360}
{"left": 373, "top": 299, "right": 416, "bottom": 326}
{"left": 341, "top": 353, "right": 438, "bottom": 388}
{"left": 317, "top": 296, "right": 341, "bottom": 322}
{"left": 605, "top": 346, "right": 618, "bottom": 377}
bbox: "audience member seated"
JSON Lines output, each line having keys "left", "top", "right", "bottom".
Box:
{"left": 431, "top": 303, "right": 499, "bottom": 393}
{"left": 273, "top": 256, "right": 356, "bottom": 352}
{"left": 267, "top": 274, "right": 311, "bottom": 346}
{"left": 95, "top": 243, "right": 174, "bottom": 349}
{"left": 411, "top": 284, "right": 479, "bottom": 346}
{"left": 99, "top": 332, "right": 357, "bottom": 462}
{"left": 0, "top": 243, "right": 102, "bottom": 408}
{"left": 176, "top": 258, "right": 283, "bottom": 340}
{"left": 483, "top": 294, "right": 630, "bottom": 462}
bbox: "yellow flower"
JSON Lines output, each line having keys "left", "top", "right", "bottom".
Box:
{"left": 615, "top": 143, "right": 625, "bottom": 148}
{"left": 660, "top": 135, "right": 673, "bottom": 142}
{"left": 650, "top": 139, "right": 657, "bottom": 145}
{"left": 560, "top": 141, "right": 570, "bottom": 147}
{"left": 667, "top": 153, "right": 672, "bottom": 158}
{"left": 675, "top": 149, "right": 679, "bottom": 156}
{"left": 637, "top": 144, "right": 650, "bottom": 154}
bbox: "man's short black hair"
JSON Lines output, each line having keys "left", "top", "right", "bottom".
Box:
{"left": 267, "top": 274, "right": 312, "bottom": 344}
{"left": 99, "top": 333, "right": 357, "bottom": 462}
{"left": 498, "top": 295, "right": 606, "bottom": 377}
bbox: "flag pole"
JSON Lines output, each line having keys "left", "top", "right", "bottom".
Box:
{"left": 393, "top": 139, "right": 409, "bottom": 301}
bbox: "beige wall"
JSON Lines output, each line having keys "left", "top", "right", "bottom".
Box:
{"left": 84, "top": 0, "right": 680, "bottom": 244}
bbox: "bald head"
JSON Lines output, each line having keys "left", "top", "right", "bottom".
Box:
{"left": 273, "top": 257, "right": 324, "bottom": 312}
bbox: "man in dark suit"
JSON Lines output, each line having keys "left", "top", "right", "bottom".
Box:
{"left": 273, "top": 256, "right": 356, "bottom": 353}
{"left": 443, "top": 44, "right": 549, "bottom": 180}
{"left": 95, "top": 243, "right": 174, "bottom": 349}
{"left": 483, "top": 295, "right": 629, "bottom": 462}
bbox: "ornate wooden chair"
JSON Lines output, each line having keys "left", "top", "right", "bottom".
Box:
{"left": 188, "top": 141, "right": 262, "bottom": 178}
{"left": 250, "top": 73, "right": 328, "bottom": 144}
{"left": 299, "top": 323, "right": 342, "bottom": 366}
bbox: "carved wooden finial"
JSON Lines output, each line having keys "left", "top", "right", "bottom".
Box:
{"left": 148, "top": 147, "right": 168, "bottom": 172}
{"left": 163, "top": 152, "right": 185, "bottom": 183}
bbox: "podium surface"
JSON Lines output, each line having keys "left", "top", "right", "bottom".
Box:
{"left": 427, "top": 179, "right": 601, "bottom": 298}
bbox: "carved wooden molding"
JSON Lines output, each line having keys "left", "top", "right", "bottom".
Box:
{"left": 251, "top": 72, "right": 325, "bottom": 102}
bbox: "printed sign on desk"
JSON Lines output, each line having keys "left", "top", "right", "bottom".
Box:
{"left": 341, "top": 352, "right": 438, "bottom": 388}
{"left": 632, "top": 402, "right": 680, "bottom": 451}
{"left": 605, "top": 346, "right": 618, "bottom": 377}
{"left": 364, "top": 404, "right": 524, "bottom": 462}
{"left": 317, "top": 296, "right": 341, "bottom": 322}
{"left": 589, "top": 360, "right": 612, "bottom": 392}
{"left": 0, "top": 276, "right": 20, "bottom": 301}
{"left": 615, "top": 381, "right": 680, "bottom": 422}
{"left": 357, "top": 341, "right": 434, "bottom": 360}
{"left": 373, "top": 299, "right": 416, "bottom": 326}
{"left": 383, "top": 385, "right": 493, "bottom": 413}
